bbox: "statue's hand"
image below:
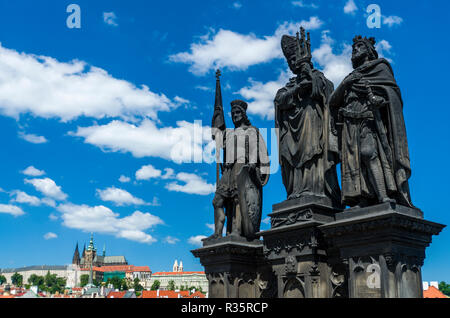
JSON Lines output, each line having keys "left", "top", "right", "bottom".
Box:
{"left": 369, "top": 94, "right": 386, "bottom": 108}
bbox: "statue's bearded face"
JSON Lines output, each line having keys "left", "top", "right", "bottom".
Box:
{"left": 351, "top": 42, "right": 368, "bottom": 68}
{"left": 231, "top": 108, "right": 244, "bottom": 127}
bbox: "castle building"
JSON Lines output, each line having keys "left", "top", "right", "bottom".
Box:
{"left": 73, "top": 234, "right": 128, "bottom": 268}
{"left": 1, "top": 234, "right": 150, "bottom": 290}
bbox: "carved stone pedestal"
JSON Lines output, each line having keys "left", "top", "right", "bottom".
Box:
{"left": 320, "top": 202, "right": 445, "bottom": 298}
{"left": 258, "top": 197, "right": 344, "bottom": 298}
{"left": 191, "top": 236, "right": 276, "bottom": 298}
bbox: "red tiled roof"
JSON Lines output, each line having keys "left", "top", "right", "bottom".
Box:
{"left": 80, "top": 265, "right": 151, "bottom": 273}
{"left": 185, "top": 291, "right": 206, "bottom": 298}
{"left": 141, "top": 290, "right": 190, "bottom": 298}
{"left": 151, "top": 271, "right": 205, "bottom": 276}
{"left": 424, "top": 286, "right": 448, "bottom": 298}
{"left": 107, "top": 291, "right": 127, "bottom": 299}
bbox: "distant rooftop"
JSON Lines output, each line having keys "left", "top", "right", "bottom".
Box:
{"left": 0, "top": 265, "right": 68, "bottom": 273}
{"left": 151, "top": 271, "right": 205, "bottom": 276}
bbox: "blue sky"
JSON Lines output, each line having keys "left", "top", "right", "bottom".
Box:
{"left": 0, "top": 0, "right": 448, "bottom": 282}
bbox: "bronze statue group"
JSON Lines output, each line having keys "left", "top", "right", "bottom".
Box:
{"left": 208, "top": 28, "right": 413, "bottom": 241}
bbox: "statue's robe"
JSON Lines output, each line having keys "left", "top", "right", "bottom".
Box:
{"left": 275, "top": 69, "right": 341, "bottom": 206}
{"left": 334, "top": 58, "right": 413, "bottom": 207}
{"left": 215, "top": 125, "right": 270, "bottom": 239}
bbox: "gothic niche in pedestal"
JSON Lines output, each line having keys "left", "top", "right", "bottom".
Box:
{"left": 283, "top": 278, "right": 305, "bottom": 298}
{"left": 238, "top": 280, "right": 256, "bottom": 298}
{"left": 399, "top": 264, "right": 420, "bottom": 298}
{"left": 209, "top": 275, "right": 225, "bottom": 298}
{"left": 351, "top": 257, "right": 381, "bottom": 298}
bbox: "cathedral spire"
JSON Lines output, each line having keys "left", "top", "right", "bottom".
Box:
{"left": 88, "top": 233, "right": 95, "bottom": 251}
{"left": 102, "top": 243, "right": 106, "bottom": 257}
{"left": 72, "top": 242, "right": 80, "bottom": 265}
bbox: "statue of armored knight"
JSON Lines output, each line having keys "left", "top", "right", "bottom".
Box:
{"left": 275, "top": 27, "right": 341, "bottom": 207}
{"left": 329, "top": 36, "right": 413, "bottom": 208}
{"left": 208, "top": 70, "right": 270, "bottom": 240}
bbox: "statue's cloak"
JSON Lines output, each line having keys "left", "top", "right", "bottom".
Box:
{"left": 274, "top": 69, "right": 341, "bottom": 206}
{"left": 345, "top": 58, "right": 413, "bottom": 207}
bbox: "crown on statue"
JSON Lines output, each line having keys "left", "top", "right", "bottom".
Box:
{"left": 353, "top": 35, "right": 376, "bottom": 47}
{"left": 295, "top": 27, "right": 312, "bottom": 65}
{"left": 352, "top": 35, "right": 379, "bottom": 59}
{"left": 281, "top": 26, "right": 312, "bottom": 66}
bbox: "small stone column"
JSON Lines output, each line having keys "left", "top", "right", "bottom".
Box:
{"left": 191, "top": 236, "right": 276, "bottom": 298}
{"left": 259, "top": 196, "right": 344, "bottom": 298}
{"left": 320, "top": 202, "right": 445, "bottom": 298}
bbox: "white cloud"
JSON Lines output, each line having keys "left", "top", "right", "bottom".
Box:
{"left": 237, "top": 70, "right": 291, "bottom": 119}
{"left": 188, "top": 235, "right": 207, "bottom": 246}
{"left": 18, "top": 132, "right": 48, "bottom": 144}
{"left": 292, "top": 1, "right": 319, "bottom": 9}
{"left": 232, "top": 2, "right": 242, "bottom": 9}
{"left": 49, "top": 213, "right": 59, "bottom": 221}
{"left": 24, "top": 177, "right": 68, "bottom": 201}
{"left": 96, "top": 186, "right": 147, "bottom": 206}
{"left": 10, "top": 190, "right": 41, "bottom": 206}
{"left": 103, "top": 12, "right": 118, "bottom": 27}
{"left": 0, "top": 43, "right": 182, "bottom": 122}
{"left": 22, "top": 166, "right": 45, "bottom": 177}
{"left": 169, "top": 19, "right": 323, "bottom": 75}
{"left": 344, "top": 0, "right": 358, "bottom": 14}
{"left": 44, "top": 232, "right": 57, "bottom": 240}
{"left": 161, "top": 168, "right": 175, "bottom": 180}
{"left": 0, "top": 203, "right": 25, "bottom": 216}
{"left": 42, "top": 197, "right": 56, "bottom": 207}
{"left": 206, "top": 223, "right": 215, "bottom": 232}
{"left": 10, "top": 190, "right": 57, "bottom": 207}
{"left": 136, "top": 164, "right": 162, "bottom": 181}
{"left": 195, "top": 85, "right": 212, "bottom": 92}
{"left": 119, "top": 175, "right": 131, "bottom": 183}
{"left": 56, "top": 203, "right": 163, "bottom": 244}
{"left": 117, "top": 230, "right": 156, "bottom": 244}
{"left": 71, "top": 119, "right": 213, "bottom": 164}
{"left": 164, "top": 236, "right": 180, "bottom": 244}
{"left": 165, "top": 172, "right": 215, "bottom": 195}
{"left": 299, "top": 16, "right": 323, "bottom": 30}
{"left": 312, "top": 31, "right": 353, "bottom": 87}
{"left": 376, "top": 40, "right": 393, "bottom": 62}
{"left": 383, "top": 15, "right": 403, "bottom": 27}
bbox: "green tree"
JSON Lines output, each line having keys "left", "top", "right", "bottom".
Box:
{"left": 121, "top": 279, "right": 129, "bottom": 291}
{"left": 28, "top": 274, "right": 45, "bottom": 287}
{"left": 11, "top": 272, "right": 23, "bottom": 287}
{"left": 439, "top": 281, "right": 450, "bottom": 296}
{"left": 133, "top": 278, "right": 144, "bottom": 292}
{"left": 187, "top": 286, "right": 203, "bottom": 293}
{"left": 43, "top": 271, "right": 66, "bottom": 294}
{"left": 151, "top": 280, "right": 160, "bottom": 290}
{"left": 167, "top": 280, "right": 175, "bottom": 291}
{"left": 0, "top": 275, "right": 7, "bottom": 285}
{"left": 109, "top": 276, "right": 123, "bottom": 290}
{"left": 80, "top": 274, "right": 90, "bottom": 287}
